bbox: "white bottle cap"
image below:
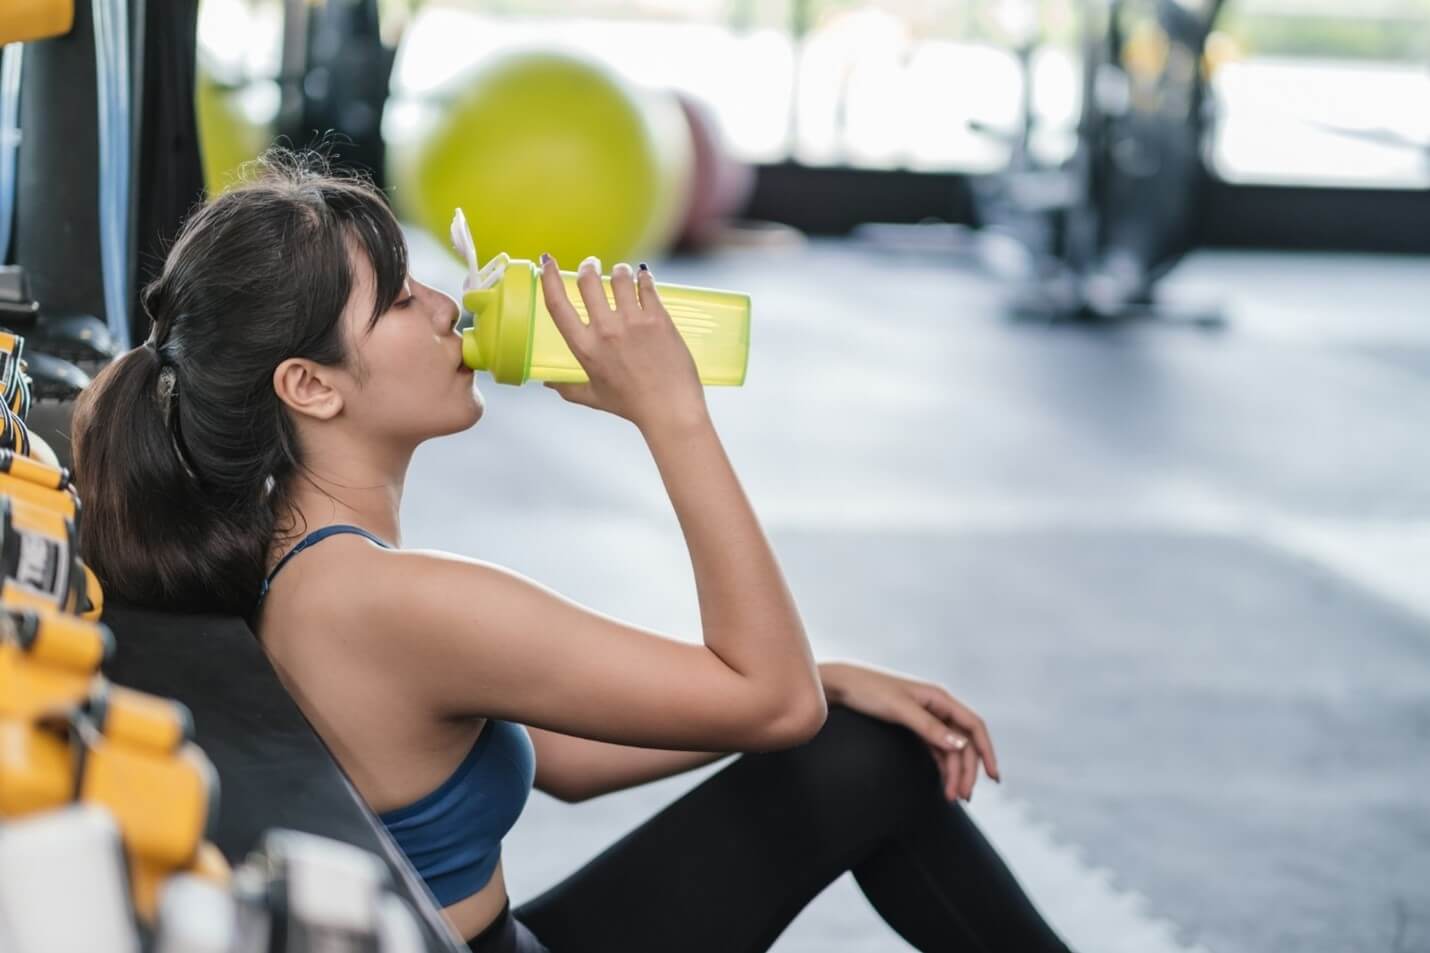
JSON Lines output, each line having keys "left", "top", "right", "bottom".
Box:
{"left": 450, "top": 208, "right": 507, "bottom": 293}
{"left": 450, "top": 207, "right": 479, "bottom": 290}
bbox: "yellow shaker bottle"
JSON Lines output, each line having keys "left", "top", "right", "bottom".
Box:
{"left": 450, "top": 209, "right": 750, "bottom": 387}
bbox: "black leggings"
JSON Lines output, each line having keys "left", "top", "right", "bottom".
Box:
{"left": 469, "top": 704, "right": 1075, "bottom": 953}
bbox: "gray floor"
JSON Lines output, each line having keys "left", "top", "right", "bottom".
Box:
{"left": 398, "top": 232, "right": 1430, "bottom": 953}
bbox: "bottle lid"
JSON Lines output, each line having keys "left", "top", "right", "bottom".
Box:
{"left": 451, "top": 209, "right": 534, "bottom": 383}
{"left": 459, "top": 260, "right": 534, "bottom": 384}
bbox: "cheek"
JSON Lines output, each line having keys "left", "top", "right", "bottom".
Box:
{"left": 350, "top": 342, "right": 425, "bottom": 415}
{"left": 352, "top": 323, "right": 472, "bottom": 434}
{"left": 366, "top": 325, "right": 439, "bottom": 387}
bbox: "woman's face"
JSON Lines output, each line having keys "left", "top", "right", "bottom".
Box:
{"left": 335, "top": 243, "right": 485, "bottom": 445}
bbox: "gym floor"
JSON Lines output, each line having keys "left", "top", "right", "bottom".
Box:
{"left": 400, "top": 230, "right": 1430, "bottom": 953}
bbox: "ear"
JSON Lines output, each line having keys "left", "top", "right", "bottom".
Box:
{"left": 273, "top": 357, "right": 345, "bottom": 421}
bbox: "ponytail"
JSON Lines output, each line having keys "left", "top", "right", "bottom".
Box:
{"left": 72, "top": 342, "right": 272, "bottom": 614}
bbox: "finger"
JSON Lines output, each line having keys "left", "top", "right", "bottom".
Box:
{"left": 575, "top": 257, "right": 616, "bottom": 331}
{"left": 609, "top": 262, "right": 640, "bottom": 315}
{"left": 538, "top": 255, "right": 593, "bottom": 352}
{"left": 901, "top": 698, "right": 969, "bottom": 757}
{"left": 895, "top": 699, "right": 968, "bottom": 801}
{"left": 959, "top": 710, "right": 999, "bottom": 783}
{"left": 959, "top": 744, "right": 979, "bottom": 801}
{"left": 943, "top": 738, "right": 966, "bottom": 795}
{"left": 634, "top": 262, "right": 663, "bottom": 313}
{"left": 543, "top": 380, "right": 594, "bottom": 407}
{"left": 946, "top": 729, "right": 971, "bottom": 797}
{"left": 927, "top": 689, "right": 1001, "bottom": 782}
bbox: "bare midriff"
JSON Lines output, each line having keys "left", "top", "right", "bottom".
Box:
{"left": 444, "top": 859, "right": 510, "bottom": 942}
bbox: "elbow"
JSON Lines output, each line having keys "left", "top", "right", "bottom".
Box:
{"left": 798, "top": 692, "right": 830, "bottom": 741}
{"left": 756, "top": 690, "right": 828, "bottom": 750}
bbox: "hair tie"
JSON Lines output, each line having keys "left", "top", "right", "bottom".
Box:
{"left": 156, "top": 364, "right": 178, "bottom": 414}
{"left": 155, "top": 364, "right": 198, "bottom": 482}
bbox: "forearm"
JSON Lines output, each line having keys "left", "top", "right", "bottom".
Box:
{"left": 640, "top": 414, "right": 822, "bottom": 713}
{"left": 557, "top": 663, "right": 840, "bottom": 795}
{"left": 535, "top": 728, "right": 732, "bottom": 802}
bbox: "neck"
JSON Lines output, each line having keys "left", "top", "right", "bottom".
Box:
{"left": 277, "top": 436, "right": 414, "bottom": 553}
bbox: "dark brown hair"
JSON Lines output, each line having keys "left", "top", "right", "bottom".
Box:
{"left": 71, "top": 149, "right": 408, "bottom": 616}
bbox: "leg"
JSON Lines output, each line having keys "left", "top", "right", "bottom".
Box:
{"left": 847, "top": 720, "right": 1073, "bottom": 953}
{"left": 512, "top": 704, "right": 1073, "bottom": 953}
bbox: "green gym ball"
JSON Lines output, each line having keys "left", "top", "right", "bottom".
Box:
{"left": 392, "top": 48, "right": 693, "bottom": 270}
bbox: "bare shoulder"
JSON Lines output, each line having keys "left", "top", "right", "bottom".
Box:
{"left": 340, "top": 544, "right": 541, "bottom": 625}
{"left": 266, "top": 541, "right": 517, "bottom": 648}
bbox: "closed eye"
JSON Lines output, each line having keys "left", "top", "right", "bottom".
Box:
{"left": 392, "top": 277, "right": 417, "bottom": 311}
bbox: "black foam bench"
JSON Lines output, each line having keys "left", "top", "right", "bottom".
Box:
{"left": 99, "top": 603, "right": 465, "bottom": 952}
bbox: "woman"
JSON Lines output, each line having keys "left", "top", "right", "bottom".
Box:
{"left": 71, "top": 151, "right": 1074, "bottom": 953}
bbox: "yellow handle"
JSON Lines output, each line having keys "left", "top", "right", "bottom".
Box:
{"left": 0, "top": 0, "right": 74, "bottom": 44}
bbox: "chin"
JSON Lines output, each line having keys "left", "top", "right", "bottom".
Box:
{"left": 418, "top": 388, "right": 484, "bottom": 440}
{"left": 455, "top": 390, "right": 485, "bottom": 431}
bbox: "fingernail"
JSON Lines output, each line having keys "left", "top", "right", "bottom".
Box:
{"left": 638, "top": 262, "right": 649, "bottom": 272}
{"left": 540, "top": 252, "right": 551, "bottom": 265}
{"left": 945, "top": 733, "right": 963, "bottom": 750}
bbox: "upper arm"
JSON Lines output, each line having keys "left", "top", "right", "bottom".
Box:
{"left": 360, "top": 548, "right": 823, "bottom": 752}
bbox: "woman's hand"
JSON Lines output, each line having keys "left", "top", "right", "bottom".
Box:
{"left": 818, "top": 660, "right": 1000, "bottom": 803}
{"left": 539, "top": 254, "right": 708, "bottom": 434}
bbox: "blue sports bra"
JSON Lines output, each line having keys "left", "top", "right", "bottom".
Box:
{"left": 258, "top": 524, "right": 536, "bottom": 906}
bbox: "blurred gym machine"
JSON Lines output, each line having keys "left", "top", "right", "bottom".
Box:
{"left": 2, "top": 1, "right": 129, "bottom": 420}
{"left": 855, "top": 0, "right": 1228, "bottom": 326}
{"left": 2, "top": 0, "right": 193, "bottom": 469}
{"left": 279, "top": 0, "right": 397, "bottom": 189}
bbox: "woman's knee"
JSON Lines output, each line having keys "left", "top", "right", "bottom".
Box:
{"left": 773, "top": 703, "right": 942, "bottom": 811}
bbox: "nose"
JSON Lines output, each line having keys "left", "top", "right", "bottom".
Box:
{"left": 437, "top": 291, "right": 460, "bottom": 332}
{"left": 413, "top": 276, "right": 461, "bottom": 332}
